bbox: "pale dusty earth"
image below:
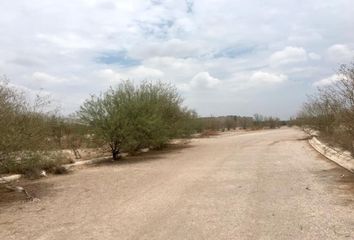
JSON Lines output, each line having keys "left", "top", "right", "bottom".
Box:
{"left": 0, "top": 127, "right": 353, "bottom": 240}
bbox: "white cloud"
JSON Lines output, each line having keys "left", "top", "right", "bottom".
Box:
{"left": 129, "top": 66, "right": 164, "bottom": 79}
{"left": 192, "top": 72, "right": 220, "bottom": 88}
{"left": 97, "top": 66, "right": 164, "bottom": 85}
{"left": 313, "top": 74, "right": 345, "bottom": 87}
{"left": 4, "top": 81, "right": 50, "bottom": 96}
{"left": 1, "top": 0, "right": 354, "bottom": 118}
{"left": 36, "top": 33, "right": 96, "bottom": 50}
{"left": 326, "top": 44, "right": 354, "bottom": 63}
{"left": 180, "top": 72, "right": 220, "bottom": 91}
{"left": 32, "top": 72, "right": 66, "bottom": 84}
{"left": 129, "top": 39, "right": 207, "bottom": 59}
{"left": 270, "top": 47, "right": 308, "bottom": 66}
{"left": 308, "top": 52, "right": 321, "bottom": 60}
{"left": 97, "top": 69, "right": 123, "bottom": 83}
{"left": 143, "top": 56, "right": 204, "bottom": 83}
{"left": 250, "top": 71, "right": 287, "bottom": 84}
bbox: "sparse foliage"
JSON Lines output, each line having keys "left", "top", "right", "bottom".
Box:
{"left": 297, "top": 62, "right": 354, "bottom": 155}
{"left": 197, "top": 114, "right": 281, "bottom": 132}
{"left": 0, "top": 79, "right": 73, "bottom": 176}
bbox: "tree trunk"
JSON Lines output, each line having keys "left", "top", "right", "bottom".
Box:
{"left": 72, "top": 148, "right": 81, "bottom": 159}
{"left": 110, "top": 140, "right": 121, "bottom": 161}
{"left": 112, "top": 149, "right": 120, "bottom": 161}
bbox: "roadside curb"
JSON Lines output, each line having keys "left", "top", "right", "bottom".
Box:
{"left": 308, "top": 137, "right": 354, "bottom": 173}
{"left": 0, "top": 174, "right": 22, "bottom": 184}
{"left": 1, "top": 144, "right": 177, "bottom": 184}
{"left": 62, "top": 156, "right": 112, "bottom": 170}
{"left": 0, "top": 156, "right": 113, "bottom": 184}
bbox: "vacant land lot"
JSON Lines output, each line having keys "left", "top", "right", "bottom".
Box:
{"left": 0, "top": 128, "right": 353, "bottom": 239}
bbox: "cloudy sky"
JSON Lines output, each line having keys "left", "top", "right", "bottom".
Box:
{"left": 1, "top": 0, "right": 354, "bottom": 119}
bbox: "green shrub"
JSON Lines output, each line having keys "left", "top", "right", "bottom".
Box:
{"left": 78, "top": 80, "right": 197, "bottom": 160}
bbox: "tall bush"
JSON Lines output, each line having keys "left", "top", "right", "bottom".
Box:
{"left": 78, "top": 81, "right": 196, "bottom": 160}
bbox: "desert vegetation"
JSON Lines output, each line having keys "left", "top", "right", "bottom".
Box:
{"left": 296, "top": 62, "right": 354, "bottom": 155}
{"left": 197, "top": 114, "right": 282, "bottom": 135}
{"left": 78, "top": 81, "right": 197, "bottom": 160}
{"left": 0, "top": 77, "right": 283, "bottom": 178}
{"left": 0, "top": 79, "right": 198, "bottom": 175}
{"left": 0, "top": 79, "right": 85, "bottom": 177}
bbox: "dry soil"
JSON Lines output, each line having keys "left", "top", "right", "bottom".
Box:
{"left": 0, "top": 128, "right": 353, "bottom": 239}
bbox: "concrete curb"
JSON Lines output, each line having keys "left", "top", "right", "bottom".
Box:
{"left": 309, "top": 137, "right": 354, "bottom": 173}
{"left": 62, "top": 156, "right": 113, "bottom": 170}
{"left": 0, "top": 156, "right": 114, "bottom": 184}
{"left": 0, "top": 174, "right": 22, "bottom": 184}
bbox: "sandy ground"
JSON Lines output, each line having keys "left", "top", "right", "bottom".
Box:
{"left": 0, "top": 127, "right": 353, "bottom": 240}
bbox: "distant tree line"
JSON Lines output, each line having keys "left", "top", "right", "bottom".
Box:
{"left": 295, "top": 62, "right": 354, "bottom": 155}
{"left": 197, "top": 114, "right": 283, "bottom": 133}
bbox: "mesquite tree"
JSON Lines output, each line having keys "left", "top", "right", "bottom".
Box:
{"left": 78, "top": 81, "right": 196, "bottom": 160}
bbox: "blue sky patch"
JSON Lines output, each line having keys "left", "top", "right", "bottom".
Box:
{"left": 96, "top": 51, "right": 140, "bottom": 67}
{"left": 214, "top": 46, "right": 255, "bottom": 58}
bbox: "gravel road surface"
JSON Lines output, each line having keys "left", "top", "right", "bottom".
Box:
{"left": 1, "top": 128, "right": 353, "bottom": 239}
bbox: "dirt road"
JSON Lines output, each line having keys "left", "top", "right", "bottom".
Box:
{"left": 1, "top": 128, "right": 353, "bottom": 239}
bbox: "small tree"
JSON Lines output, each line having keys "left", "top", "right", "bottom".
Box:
{"left": 78, "top": 91, "right": 124, "bottom": 160}
{"left": 78, "top": 80, "right": 196, "bottom": 160}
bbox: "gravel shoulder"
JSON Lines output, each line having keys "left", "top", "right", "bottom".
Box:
{"left": 0, "top": 128, "right": 353, "bottom": 240}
